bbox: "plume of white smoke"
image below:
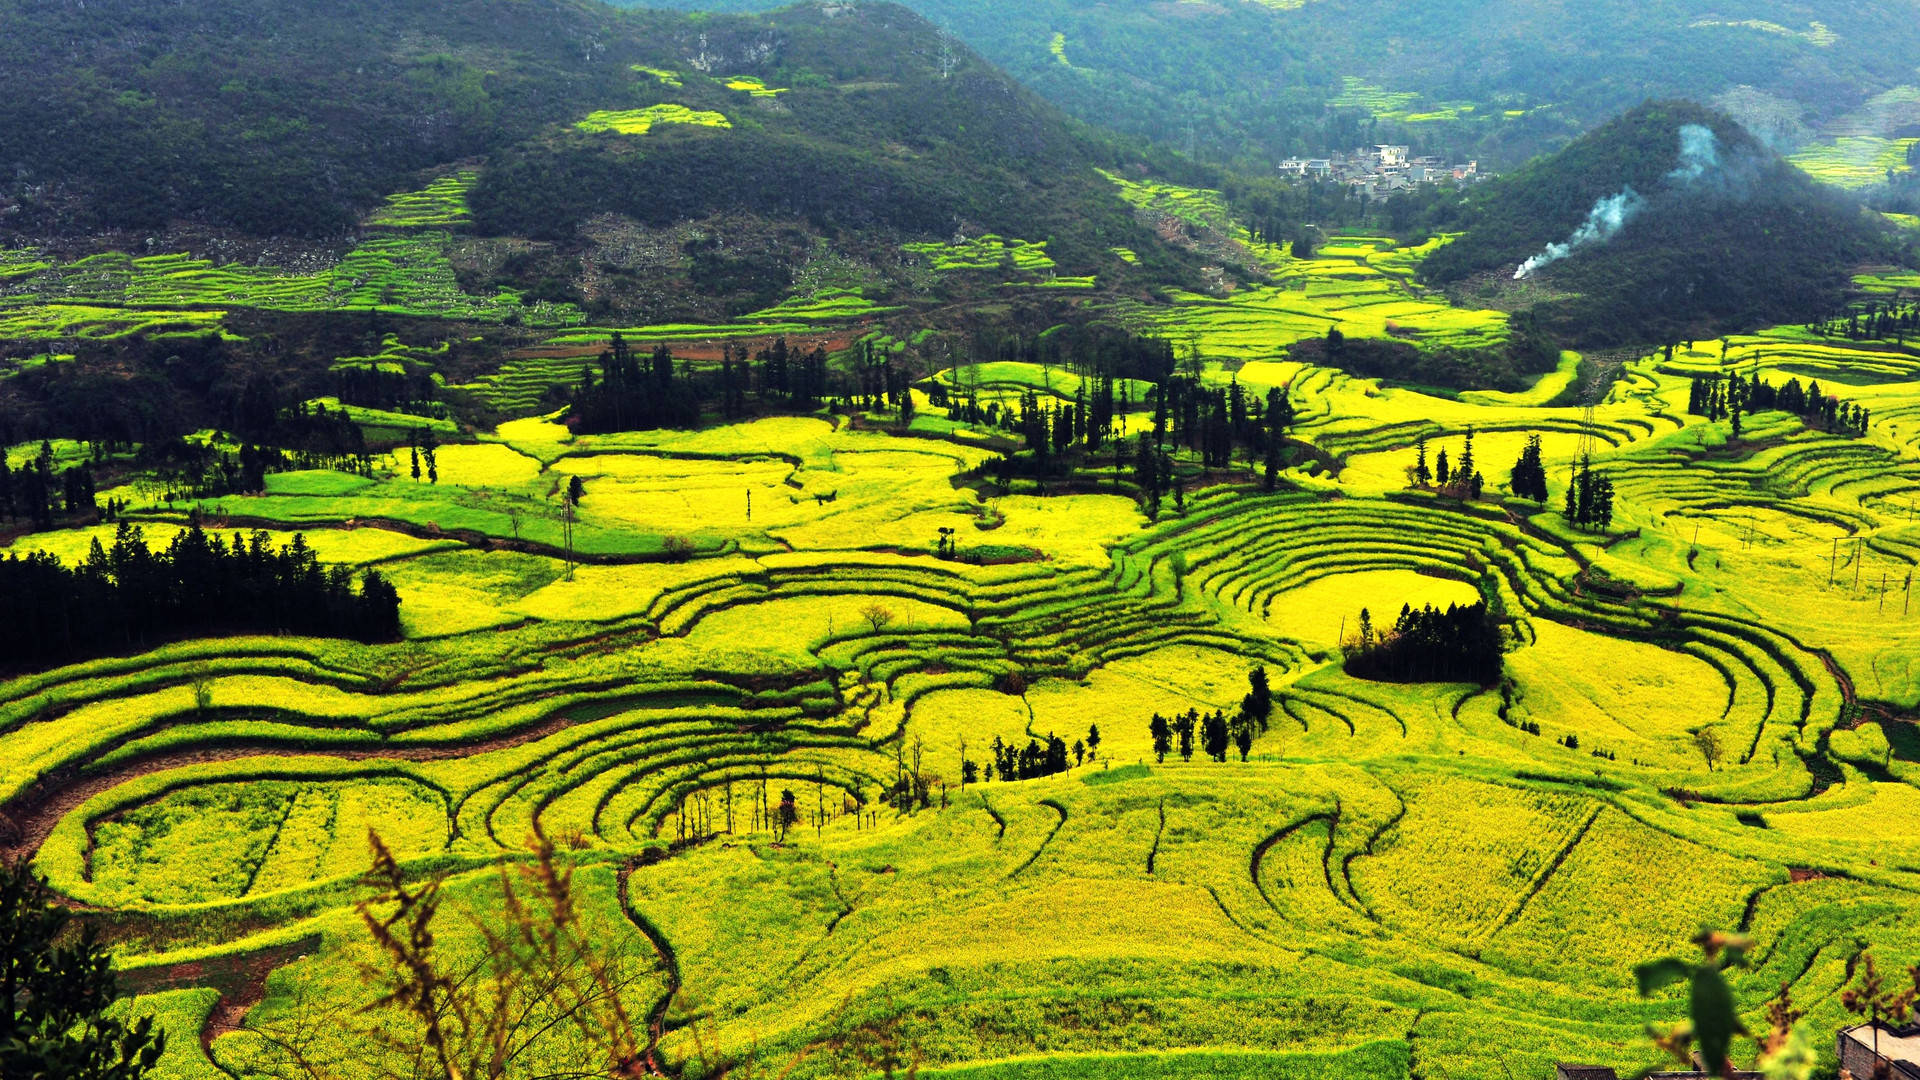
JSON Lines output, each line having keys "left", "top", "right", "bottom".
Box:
{"left": 1514, "top": 187, "right": 1644, "bottom": 279}
{"left": 1513, "top": 123, "right": 1736, "bottom": 280}
{"left": 1668, "top": 124, "right": 1720, "bottom": 187}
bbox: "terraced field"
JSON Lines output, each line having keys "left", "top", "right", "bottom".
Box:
{"left": 10, "top": 309, "right": 1920, "bottom": 1077}
{"left": 1097, "top": 173, "right": 1511, "bottom": 357}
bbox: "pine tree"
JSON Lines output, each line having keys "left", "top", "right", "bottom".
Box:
{"left": 1413, "top": 436, "right": 1431, "bottom": 487}
{"left": 1149, "top": 714, "right": 1171, "bottom": 763}
{"left": 1244, "top": 666, "right": 1272, "bottom": 732}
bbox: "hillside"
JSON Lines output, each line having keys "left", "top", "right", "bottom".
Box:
{"left": 11, "top": 1, "right": 1920, "bottom": 1077}
{"left": 0, "top": 0, "right": 1216, "bottom": 443}
{"left": 625, "top": 0, "right": 1920, "bottom": 174}
{"left": 0, "top": 0, "right": 1184, "bottom": 283}
{"left": 1419, "top": 101, "right": 1897, "bottom": 347}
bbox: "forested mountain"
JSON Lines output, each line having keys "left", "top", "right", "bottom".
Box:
{"left": 1420, "top": 101, "right": 1897, "bottom": 346}
{"left": 627, "top": 0, "right": 1920, "bottom": 173}
{"left": 0, "top": 0, "right": 1180, "bottom": 275}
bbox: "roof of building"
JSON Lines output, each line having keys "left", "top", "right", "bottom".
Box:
{"left": 1844, "top": 1023, "right": 1920, "bottom": 1065}
{"left": 1554, "top": 1065, "right": 1619, "bottom": 1080}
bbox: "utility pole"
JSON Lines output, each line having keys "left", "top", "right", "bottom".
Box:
{"left": 1831, "top": 538, "right": 1839, "bottom": 585}
{"left": 1856, "top": 538, "right": 1865, "bottom": 589}
{"left": 1881, "top": 572, "right": 1888, "bottom": 613}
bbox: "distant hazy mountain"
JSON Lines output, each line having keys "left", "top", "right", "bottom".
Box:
{"left": 626, "top": 0, "right": 1920, "bottom": 173}
{"left": 1421, "top": 101, "right": 1896, "bottom": 346}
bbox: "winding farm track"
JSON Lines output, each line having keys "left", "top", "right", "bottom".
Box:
{"left": 1250, "top": 807, "right": 1340, "bottom": 913}
{"left": 0, "top": 716, "right": 574, "bottom": 866}
{"left": 618, "top": 861, "right": 685, "bottom": 1078}
{"left": 1146, "top": 798, "right": 1166, "bottom": 874}
{"left": 120, "top": 934, "right": 321, "bottom": 1066}
{"left": 1005, "top": 799, "right": 1067, "bottom": 880}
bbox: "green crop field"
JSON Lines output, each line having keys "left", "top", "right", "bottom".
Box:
{"left": 365, "top": 171, "right": 478, "bottom": 228}
{"left": 1789, "top": 136, "right": 1919, "bottom": 188}
{"left": 906, "top": 235, "right": 1059, "bottom": 275}
{"left": 0, "top": 223, "right": 585, "bottom": 338}
{"left": 11, "top": 308, "right": 1920, "bottom": 1080}
{"left": 575, "top": 104, "right": 734, "bottom": 135}
{"left": 1117, "top": 234, "right": 1509, "bottom": 359}
{"left": 723, "top": 75, "right": 788, "bottom": 97}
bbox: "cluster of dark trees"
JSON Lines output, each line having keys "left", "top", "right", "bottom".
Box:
{"left": 0, "top": 523, "right": 402, "bottom": 672}
{"left": 1126, "top": 384, "right": 1298, "bottom": 517}
{"left": 138, "top": 435, "right": 378, "bottom": 505}
{"left": 1, "top": 330, "right": 423, "bottom": 461}
{"left": 1287, "top": 313, "right": 1563, "bottom": 393}
{"left": 722, "top": 337, "right": 840, "bottom": 418}
{"left": 994, "top": 327, "right": 1178, "bottom": 387}
{"left": 1807, "top": 301, "right": 1918, "bottom": 343}
{"left": 1147, "top": 667, "right": 1273, "bottom": 763}
{"left": 1148, "top": 708, "right": 1253, "bottom": 763}
{"left": 1509, "top": 434, "right": 1549, "bottom": 501}
{"left": 1411, "top": 429, "right": 1486, "bottom": 499}
{"left": 571, "top": 336, "right": 703, "bottom": 433}
{"left": 1345, "top": 602, "right": 1503, "bottom": 684}
{"left": 957, "top": 724, "right": 1101, "bottom": 786}
{"left": 943, "top": 331, "right": 1202, "bottom": 477}
{"left": 1687, "top": 371, "right": 1870, "bottom": 437}
{"left": 0, "top": 442, "right": 96, "bottom": 530}
{"left": 1154, "top": 377, "right": 1297, "bottom": 470}
{"left": 3, "top": 397, "right": 380, "bottom": 533}
{"left": 980, "top": 733, "right": 1069, "bottom": 782}
{"left": 331, "top": 363, "right": 442, "bottom": 415}
{"left": 406, "top": 429, "right": 441, "bottom": 485}
{"left": 1564, "top": 457, "right": 1616, "bottom": 530}
{"left": 571, "top": 334, "right": 899, "bottom": 434}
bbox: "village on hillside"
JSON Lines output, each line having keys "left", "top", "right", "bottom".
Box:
{"left": 1279, "top": 143, "right": 1484, "bottom": 196}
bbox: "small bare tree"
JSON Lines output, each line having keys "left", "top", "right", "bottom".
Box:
{"left": 860, "top": 603, "right": 895, "bottom": 634}
{"left": 252, "top": 831, "right": 654, "bottom": 1080}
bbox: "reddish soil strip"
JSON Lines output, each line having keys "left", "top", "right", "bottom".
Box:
{"left": 0, "top": 716, "right": 573, "bottom": 865}
{"left": 119, "top": 934, "right": 322, "bottom": 1053}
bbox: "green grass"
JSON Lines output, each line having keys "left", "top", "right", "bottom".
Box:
{"left": 0, "top": 303, "right": 228, "bottom": 341}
